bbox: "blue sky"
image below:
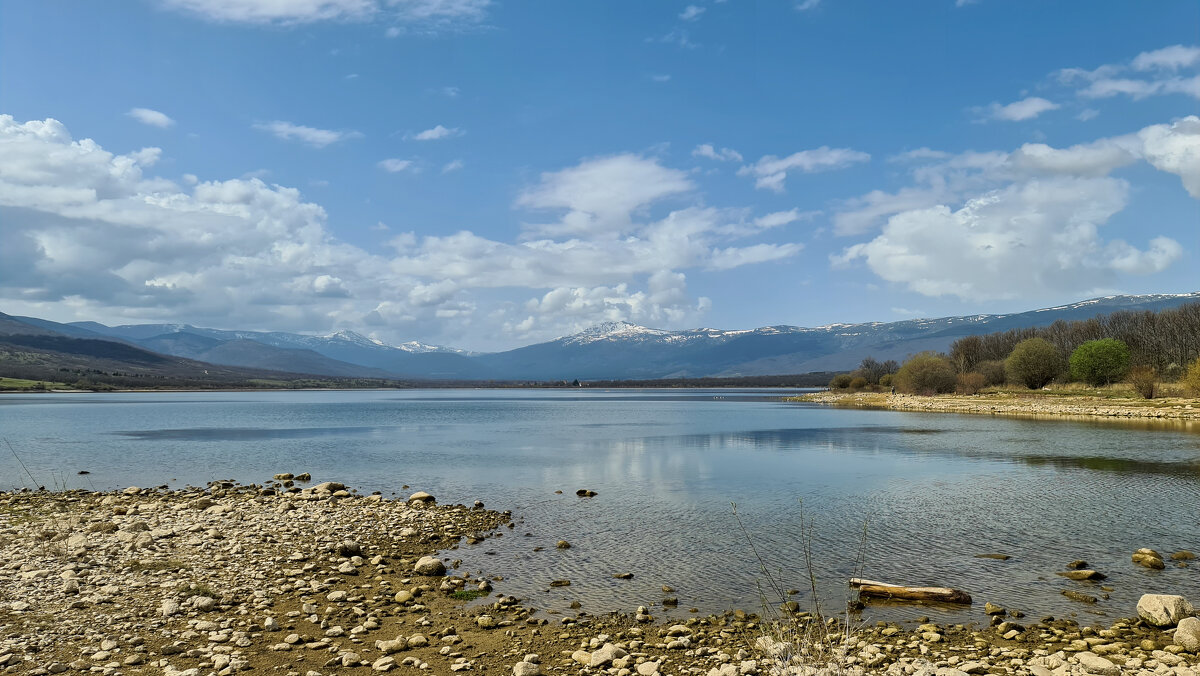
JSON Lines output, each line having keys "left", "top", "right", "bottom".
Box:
{"left": 1, "top": 1, "right": 1197, "bottom": 351}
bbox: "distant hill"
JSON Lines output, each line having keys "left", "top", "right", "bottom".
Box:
{"left": 2, "top": 292, "right": 1197, "bottom": 382}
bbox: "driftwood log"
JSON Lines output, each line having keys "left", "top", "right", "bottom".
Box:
{"left": 849, "top": 578, "right": 972, "bottom": 604}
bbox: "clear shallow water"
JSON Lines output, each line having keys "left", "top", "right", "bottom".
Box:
{"left": 2, "top": 388, "right": 1199, "bottom": 625}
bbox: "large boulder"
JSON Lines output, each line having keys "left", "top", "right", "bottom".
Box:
{"left": 1175, "top": 616, "right": 1200, "bottom": 651}
{"left": 1137, "top": 593, "right": 1194, "bottom": 627}
{"left": 413, "top": 556, "right": 446, "bottom": 576}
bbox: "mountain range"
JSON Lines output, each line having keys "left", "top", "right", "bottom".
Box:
{"left": 2, "top": 292, "right": 1198, "bottom": 383}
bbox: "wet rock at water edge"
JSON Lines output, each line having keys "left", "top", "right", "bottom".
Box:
{"left": 1172, "top": 550, "right": 1196, "bottom": 561}
{"left": 1066, "top": 559, "right": 1088, "bottom": 569}
{"left": 555, "top": 540, "right": 570, "bottom": 549}
{"left": 1056, "top": 569, "right": 1106, "bottom": 581}
{"left": 1132, "top": 548, "right": 1166, "bottom": 569}
{"left": 575, "top": 489, "right": 597, "bottom": 497}
{"left": 1061, "top": 590, "right": 1098, "bottom": 604}
{"left": 408, "top": 491, "right": 435, "bottom": 504}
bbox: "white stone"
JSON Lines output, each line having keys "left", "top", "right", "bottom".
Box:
{"left": 1138, "top": 594, "right": 1195, "bottom": 627}
{"left": 1075, "top": 652, "right": 1119, "bottom": 676}
{"left": 1175, "top": 616, "right": 1200, "bottom": 651}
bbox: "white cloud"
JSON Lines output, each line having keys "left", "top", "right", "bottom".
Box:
{"left": 795, "top": 0, "right": 820, "bottom": 10}
{"left": 650, "top": 74, "right": 671, "bottom": 83}
{"left": 441, "top": 159, "right": 464, "bottom": 173}
{"left": 832, "top": 119, "right": 1196, "bottom": 302}
{"left": 409, "top": 124, "right": 463, "bottom": 141}
{"left": 679, "top": 5, "right": 705, "bottom": 21}
{"left": 692, "top": 144, "right": 742, "bottom": 162}
{"left": 161, "top": 0, "right": 489, "bottom": 25}
{"left": 978, "top": 96, "right": 1060, "bottom": 122}
{"left": 739, "top": 146, "right": 870, "bottom": 192}
{"left": 254, "top": 120, "right": 360, "bottom": 148}
{"left": 833, "top": 177, "right": 1180, "bottom": 300}
{"left": 127, "top": 108, "right": 175, "bottom": 128}
{"left": 516, "top": 153, "right": 694, "bottom": 236}
{"left": 378, "top": 158, "right": 417, "bottom": 173}
{"left": 1138, "top": 116, "right": 1200, "bottom": 198}
{"left": 1132, "top": 44, "right": 1200, "bottom": 71}
{"left": 1059, "top": 44, "right": 1200, "bottom": 102}
{"left": 0, "top": 115, "right": 803, "bottom": 350}
{"left": 1077, "top": 108, "right": 1100, "bottom": 121}
{"left": 653, "top": 30, "right": 697, "bottom": 49}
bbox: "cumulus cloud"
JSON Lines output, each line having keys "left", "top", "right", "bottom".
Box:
{"left": 0, "top": 115, "right": 803, "bottom": 349}
{"left": 127, "top": 108, "right": 175, "bottom": 128}
{"left": 832, "top": 177, "right": 1180, "bottom": 299}
{"left": 408, "top": 124, "right": 462, "bottom": 141}
{"left": 739, "top": 146, "right": 870, "bottom": 192}
{"left": 1139, "top": 116, "right": 1200, "bottom": 198}
{"left": 692, "top": 144, "right": 742, "bottom": 162}
{"left": 161, "top": 0, "right": 489, "bottom": 25}
{"left": 516, "top": 153, "right": 693, "bottom": 236}
{"left": 977, "top": 96, "right": 1060, "bottom": 122}
{"left": 254, "top": 120, "right": 360, "bottom": 147}
{"left": 832, "top": 119, "right": 1195, "bottom": 301}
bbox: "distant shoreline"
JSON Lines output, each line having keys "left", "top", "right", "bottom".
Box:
{"left": 791, "top": 390, "right": 1200, "bottom": 423}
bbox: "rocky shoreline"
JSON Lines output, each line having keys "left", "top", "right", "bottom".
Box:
{"left": 2, "top": 481, "right": 1199, "bottom": 676}
{"left": 794, "top": 391, "right": 1200, "bottom": 422}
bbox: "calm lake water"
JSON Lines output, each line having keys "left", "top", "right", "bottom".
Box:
{"left": 2, "top": 388, "right": 1198, "bottom": 625}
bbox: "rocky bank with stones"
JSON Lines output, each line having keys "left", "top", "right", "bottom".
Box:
{"left": 795, "top": 392, "right": 1200, "bottom": 421}
{"left": 2, "top": 480, "right": 1199, "bottom": 676}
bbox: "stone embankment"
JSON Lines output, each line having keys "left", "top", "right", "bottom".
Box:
{"left": 2, "top": 481, "right": 1199, "bottom": 676}
{"left": 796, "top": 391, "right": 1200, "bottom": 421}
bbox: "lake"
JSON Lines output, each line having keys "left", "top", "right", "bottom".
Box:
{"left": 2, "top": 388, "right": 1198, "bottom": 625}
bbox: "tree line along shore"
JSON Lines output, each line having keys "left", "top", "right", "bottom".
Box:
{"left": 811, "top": 303, "right": 1200, "bottom": 418}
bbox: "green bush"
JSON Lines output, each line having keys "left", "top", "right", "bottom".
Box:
{"left": 894, "top": 353, "right": 956, "bottom": 395}
{"left": 848, "top": 376, "right": 869, "bottom": 390}
{"left": 1068, "top": 339, "right": 1130, "bottom": 386}
{"left": 829, "top": 374, "right": 852, "bottom": 389}
{"left": 1184, "top": 358, "right": 1200, "bottom": 396}
{"left": 1128, "top": 366, "right": 1157, "bottom": 399}
{"left": 879, "top": 373, "right": 893, "bottom": 388}
{"left": 1005, "top": 338, "right": 1062, "bottom": 389}
{"left": 978, "top": 360, "right": 1007, "bottom": 386}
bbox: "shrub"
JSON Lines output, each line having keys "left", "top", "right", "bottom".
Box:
{"left": 1184, "top": 358, "right": 1200, "bottom": 396}
{"left": 894, "top": 353, "right": 956, "bottom": 395}
{"left": 1005, "top": 338, "right": 1062, "bottom": 389}
{"left": 956, "top": 372, "right": 986, "bottom": 395}
{"left": 829, "top": 374, "right": 852, "bottom": 389}
{"left": 879, "top": 374, "right": 893, "bottom": 388}
{"left": 978, "top": 360, "right": 1007, "bottom": 386}
{"left": 848, "top": 376, "right": 869, "bottom": 390}
{"left": 1128, "top": 366, "right": 1158, "bottom": 399}
{"left": 1068, "top": 339, "right": 1130, "bottom": 386}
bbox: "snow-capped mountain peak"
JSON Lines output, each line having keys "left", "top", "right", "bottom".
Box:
{"left": 324, "top": 329, "right": 385, "bottom": 347}
{"left": 562, "top": 321, "right": 674, "bottom": 345}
